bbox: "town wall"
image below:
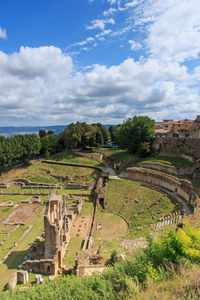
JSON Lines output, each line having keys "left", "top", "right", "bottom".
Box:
{"left": 153, "top": 137, "right": 200, "bottom": 159}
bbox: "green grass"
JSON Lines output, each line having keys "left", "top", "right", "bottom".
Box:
{"left": 110, "top": 151, "right": 137, "bottom": 164}
{"left": 79, "top": 202, "right": 94, "bottom": 216}
{"left": 63, "top": 202, "right": 94, "bottom": 268}
{"left": 106, "top": 179, "right": 177, "bottom": 239}
{"left": 52, "top": 150, "right": 102, "bottom": 166}
{"left": 62, "top": 236, "right": 84, "bottom": 268}
{"left": 93, "top": 207, "right": 127, "bottom": 259}
{"left": 139, "top": 156, "right": 191, "bottom": 168}
{"left": 1, "top": 160, "right": 100, "bottom": 186}
{"left": 0, "top": 233, "right": 7, "bottom": 243}
{"left": 0, "top": 206, "right": 45, "bottom": 291}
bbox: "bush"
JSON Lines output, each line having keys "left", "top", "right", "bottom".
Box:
{"left": 145, "top": 223, "right": 200, "bottom": 266}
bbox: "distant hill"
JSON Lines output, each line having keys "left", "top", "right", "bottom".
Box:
{"left": 0, "top": 125, "right": 67, "bottom": 137}
{"left": 0, "top": 124, "right": 113, "bottom": 138}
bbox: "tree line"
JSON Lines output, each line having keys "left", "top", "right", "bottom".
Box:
{"left": 0, "top": 130, "right": 60, "bottom": 172}
{"left": 59, "top": 116, "right": 155, "bottom": 156}
{"left": 59, "top": 122, "right": 111, "bottom": 149}
{"left": 0, "top": 115, "right": 155, "bottom": 172}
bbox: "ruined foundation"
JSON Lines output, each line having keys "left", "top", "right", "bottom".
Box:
{"left": 22, "top": 193, "right": 83, "bottom": 275}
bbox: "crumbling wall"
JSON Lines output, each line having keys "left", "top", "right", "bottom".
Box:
{"left": 22, "top": 258, "right": 56, "bottom": 275}
{"left": 138, "top": 162, "right": 195, "bottom": 176}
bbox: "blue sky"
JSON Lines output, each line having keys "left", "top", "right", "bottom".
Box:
{"left": 0, "top": 0, "right": 200, "bottom": 126}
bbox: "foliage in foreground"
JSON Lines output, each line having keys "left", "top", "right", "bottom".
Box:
{"left": 1, "top": 223, "right": 200, "bottom": 300}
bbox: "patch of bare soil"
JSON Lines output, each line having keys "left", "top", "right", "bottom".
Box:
{"left": 70, "top": 214, "right": 92, "bottom": 238}
{"left": 94, "top": 213, "right": 128, "bottom": 241}
{"left": 3, "top": 203, "right": 40, "bottom": 224}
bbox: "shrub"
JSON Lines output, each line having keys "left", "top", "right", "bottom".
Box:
{"left": 145, "top": 223, "right": 200, "bottom": 266}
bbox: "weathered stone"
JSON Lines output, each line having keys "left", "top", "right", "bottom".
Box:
{"left": 35, "top": 274, "right": 43, "bottom": 284}
{"left": 17, "top": 270, "right": 29, "bottom": 284}
{"left": 8, "top": 272, "right": 17, "bottom": 290}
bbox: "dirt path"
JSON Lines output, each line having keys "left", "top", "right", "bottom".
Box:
{"left": 70, "top": 214, "right": 92, "bottom": 238}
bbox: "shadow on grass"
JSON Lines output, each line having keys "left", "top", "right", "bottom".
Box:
{"left": 3, "top": 249, "right": 28, "bottom": 270}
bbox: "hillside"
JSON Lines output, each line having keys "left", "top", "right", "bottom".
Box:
{"left": 0, "top": 150, "right": 200, "bottom": 299}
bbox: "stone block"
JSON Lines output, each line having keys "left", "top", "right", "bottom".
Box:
{"left": 17, "top": 270, "right": 29, "bottom": 284}
{"left": 35, "top": 274, "right": 44, "bottom": 284}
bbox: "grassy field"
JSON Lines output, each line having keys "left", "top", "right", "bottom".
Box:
{"left": 0, "top": 205, "right": 45, "bottom": 291}
{"left": 110, "top": 151, "right": 137, "bottom": 163}
{"left": 139, "top": 156, "right": 191, "bottom": 168}
{"left": 106, "top": 179, "right": 177, "bottom": 239}
{"left": 0, "top": 157, "right": 98, "bottom": 289}
{"left": 63, "top": 202, "right": 94, "bottom": 268}
{"left": 0, "top": 160, "right": 100, "bottom": 186}
{"left": 93, "top": 207, "right": 127, "bottom": 259}
{"left": 52, "top": 150, "right": 102, "bottom": 166}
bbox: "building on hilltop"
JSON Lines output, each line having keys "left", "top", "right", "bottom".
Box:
{"left": 155, "top": 115, "right": 200, "bottom": 138}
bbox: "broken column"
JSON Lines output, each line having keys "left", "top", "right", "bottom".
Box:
{"left": 63, "top": 195, "right": 66, "bottom": 214}
{"left": 35, "top": 274, "right": 43, "bottom": 284}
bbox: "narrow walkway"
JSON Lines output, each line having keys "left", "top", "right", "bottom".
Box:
{"left": 100, "top": 163, "right": 119, "bottom": 180}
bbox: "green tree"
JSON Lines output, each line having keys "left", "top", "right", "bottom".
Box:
{"left": 40, "top": 134, "right": 58, "bottom": 154}
{"left": 116, "top": 116, "right": 155, "bottom": 156}
{"left": 108, "top": 125, "right": 119, "bottom": 143}
{"left": 39, "top": 129, "right": 46, "bottom": 138}
{"left": 47, "top": 129, "right": 54, "bottom": 135}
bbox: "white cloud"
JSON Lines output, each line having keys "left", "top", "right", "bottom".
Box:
{"left": 126, "top": 0, "right": 200, "bottom": 63}
{"left": 128, "top": 40, "right": 142, "bottom": 50}
{"left": 0, "top": 45, "right": 199, "bottom": 125}
{"left": 103, "top": 7, "right": 117, "bottom": 16}
{"left": 125, "top": 0, "right": 144, "bottom": 9}
{"left": 146, "top": 0, "right": 200, "bottom": 63}
{"left": 96, "top": 29, "right": 112, "bottom": 38}
{"left": 1, "top": 0, "right": 200, "bottom": 125}
{"left": 0, "top": 27, "right": 7, "bottom": 39}
{"left": 86, "top": 18, "right": 115, "bottom": 30}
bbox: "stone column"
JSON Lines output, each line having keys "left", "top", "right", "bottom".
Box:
{"left": 57, "top": 204, "right": 59, "bottom": 221}
{"left": 63, "top": 195, "right": 66, "bottom": 213}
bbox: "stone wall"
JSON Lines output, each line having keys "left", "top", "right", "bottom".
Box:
{"left": 153, "top": 137, "right": 200, "bottom": 160}
{"left": 22, "top": 258, "right": 56, "bottom": 275}
{"left": 72, "top": 151, "right": 103, "bottom": 162}
{"left": 120, "top": 167, "right": 198, "bottom": 212}
{"left": 138, "top": 162, "right": 195, "bottom": 176}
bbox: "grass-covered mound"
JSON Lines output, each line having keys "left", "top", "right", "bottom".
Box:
{"left": 106, "top": 179, "right": 177, "bottom": 238}
{"left": 52, "top": 150, "right": 102, "bottom": 166}
{"left": 2, "top": 223, "right": 200, "bottom": 300}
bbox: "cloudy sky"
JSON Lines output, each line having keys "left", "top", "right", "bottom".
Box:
{"left": 0, "top": 0, "right": 200, "bottom": 126}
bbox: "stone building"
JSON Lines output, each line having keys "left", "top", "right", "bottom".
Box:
{"left": 155, "top": 115, "right": 200, "bottom": 138}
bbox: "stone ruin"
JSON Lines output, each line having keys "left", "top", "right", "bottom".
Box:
{"left": 22, "top": 193, "right": 83, "bottom": 275}
{"left": 75, "top": 249, "right": 105, "bottom": 278}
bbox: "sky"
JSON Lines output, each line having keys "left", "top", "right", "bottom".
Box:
{"left": 0, "top": 0, "right": 200, "bottom": 126}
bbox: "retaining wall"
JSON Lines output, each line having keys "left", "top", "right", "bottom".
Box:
{"left": 153, "top": 137, "right": 200, "bottom": 159}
